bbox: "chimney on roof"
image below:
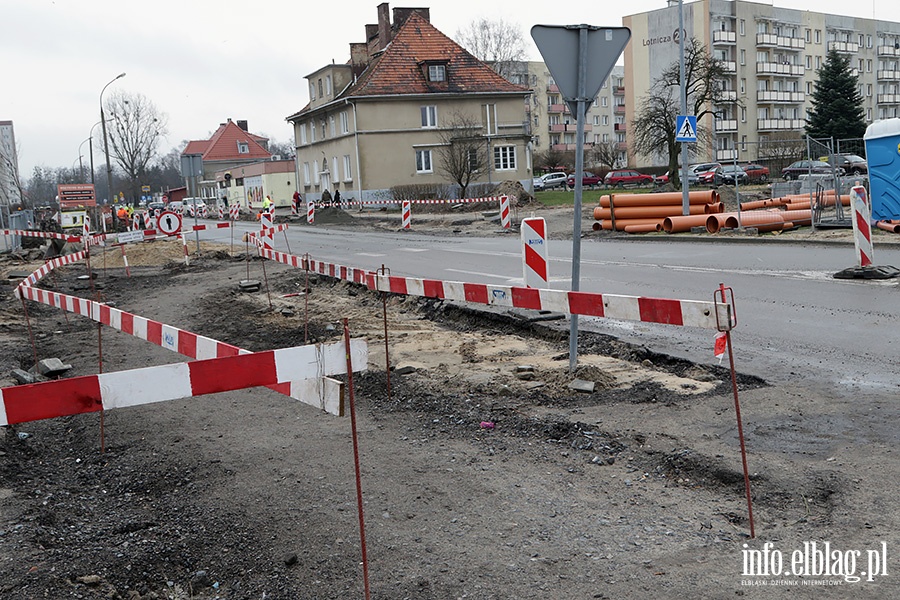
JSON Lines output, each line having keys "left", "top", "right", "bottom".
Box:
{"left": 365, "top": 23, "right": 378, "bottom": 42}
{"left": 237, "top": 120, "right": 248, "bottom": 131}
{"left": 350, "top": 42, "right": 369, "bottom": 67}
{"left": 377, "top": 2, "right": 391, "bottom": 51}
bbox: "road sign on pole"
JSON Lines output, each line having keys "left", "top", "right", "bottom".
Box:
{"left": 532, "top": 24, "right": 631, "bottom": 372}
{"left": 675, "top": 115, "right": 697, "bottom": 143}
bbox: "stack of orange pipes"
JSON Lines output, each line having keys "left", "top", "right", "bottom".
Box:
{"left": 593, "top": 190, "right": 722, "bottom": 232}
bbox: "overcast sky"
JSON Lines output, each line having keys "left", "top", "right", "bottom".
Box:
{"left": 5, "top": 0, "right": 900, "bottom": 179}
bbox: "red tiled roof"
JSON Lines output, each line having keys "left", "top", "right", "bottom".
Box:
{"left": 182, "top": 121, "right": 271, "bottom": 162}
{"left": 348, "top": 12, "right": 527, "bottom": 97}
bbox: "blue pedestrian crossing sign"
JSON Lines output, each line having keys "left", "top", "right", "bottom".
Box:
{"left": 675, "top": 115, "right": 697, "bottom": 143}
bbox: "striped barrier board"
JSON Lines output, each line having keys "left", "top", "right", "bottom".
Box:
{"left": 850, "top": 185, "right": 873, "bottom": 267}
{"left": 0, "top": 338, "right": 366, "bottom": 426}
{"left": 372, "top": 274, "right": 732, "bottom": 331}
{"left": 402, "top": 200, "right": 411, "bottom": 229}
{"left": 521, "top": 217, "right": 548, "bottom": 288}
{"left": 307, "top": 201, "right": 315, "bottom": 225}
{"left": 499, "top": 195, "right": 511, "bottom": 229}
{"left": 229, "top": 203, "right": 240, "bottom": 221}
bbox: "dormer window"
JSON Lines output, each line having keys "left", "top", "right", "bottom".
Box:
{"left": 428, "top": 64, "right": 446, "bottom": 82}
{"left": 237, "top": 141, "right": 249, "bottom": 154}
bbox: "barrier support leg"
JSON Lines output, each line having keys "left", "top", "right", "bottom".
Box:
{"left": 19, "top": 297, "right": 39, "bottom": 370}
{"left": 260, "top": 247, "right": 272, "bottom": 310}
{"left": 343, "top": 318, "right": 371, "bottom": 600}
{"left": 97, "top": 292, "right": 106, "bottom": 454}
{"left": 304, "top": 254, "right": 310, "bottom": 344}
{"left": 718, "top": 283, "right": 755, "bottom": 539}
{"left": 379, "top": 264, "right": 392, "bottom": 401}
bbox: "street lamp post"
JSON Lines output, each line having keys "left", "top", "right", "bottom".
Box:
{"left": 86, "top": 119, "right": 106, "bottom": 185}
{"left": 78, "top": 137, "right": 92, "bottom": 183}
{"left": 100, "top": 72, "right": 126, "bottom": 224}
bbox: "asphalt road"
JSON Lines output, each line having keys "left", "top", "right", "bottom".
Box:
{"left": 206, "top": 220, "right": 900, "bottom": 398}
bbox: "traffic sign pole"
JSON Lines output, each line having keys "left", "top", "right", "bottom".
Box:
{"left": 532, "top": 24, "right": 631, "bottom": 372}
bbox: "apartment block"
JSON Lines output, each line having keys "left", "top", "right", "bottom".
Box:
{"left": 624, "top": 0, "right": 900, "bottom": 166}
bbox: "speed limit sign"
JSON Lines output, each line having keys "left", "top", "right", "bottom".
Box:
{"left": 157, "top": 210, "right": 182, "bottom": 235}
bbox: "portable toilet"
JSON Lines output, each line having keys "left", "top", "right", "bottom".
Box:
{"left": 863, "top": 118, "right": 900, "bottom": 222}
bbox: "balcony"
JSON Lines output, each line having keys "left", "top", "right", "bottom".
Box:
{"left": 547, "top": 84, "right": 560, "bottom": 93}
{"left": 716, "top": 149, "right": 738, "bottom": 162}
{"left": 613, "top": 105, "right": 626, "bottom": 115}
{"left": 877, "top": 70, "right": 900, "bottom": 81}
{"left": 877, "top": 93, "right": 900, "bottom": 103}
{"left": 548, "top": 103, "right": 568, "bottom": 113}
{"left": 614, "top": 122, "right": 627, "bottom": 132}
{"left": 756, "top": 33, "right": 805, "bottom": 50}
{"left": 756, "top": 62, "right": 805, "bottom": 76}
{"left": 549, "top": 123, "right": 591, "bottom": 133}
{"left": 613, "top": 86, "right": 625, "bottom": 95}
{"left": 722, "top": 61, "right": 737, "bottom": 73}
{"left": 878, "top": 45, "right": 900, "bottom": 57}
{"left": 758, "top": 118, "right": 806, "bottom": 131}
{"left": 715, "top": 119, "right": 738, "bottom": 132}
{"left": 551, "top": 143, "right": 578, "bottom": 152}
{"left": 713, "top": 30, "right": 737, "bottom": 44}
{"left": 756, "top": 90, "right": 805, "bottom": 103}
{"left": 717, "top": 90, "right": 738, "bottom": 102}
{"left": 616, "top": 141, "right": 628, "bottom": 151}
{"left": 828, "top": 40, "right": 860, "bottom": 54}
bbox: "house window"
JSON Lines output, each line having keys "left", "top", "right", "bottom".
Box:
{"left": 602, "top": 133, "right": 609, "bottom": 142}
{"left": 815, "top": 30, "right": 821, "bottom": 44}
{"left": 739, "top": 19, "right": 745, "bottom": 36}
{"left": 321, "top": 119, "right": 326, "bottom": 139}
{"left": 332, "top": 157, "right": 338, "bottom": 179}
{"left": 593, "top": 115, "right": 600, "bottom": 125}
{"left": 428, "top": 64, "right": 446, "bottom": 82}
{"left": 310, "top": 82, "right": 316, "bottom": 101}
{"left": 343, "top": 155, "right": 352, "bottom": 181}
{"left": 299, "top": 123, "right": 307, "bottom": 145}
{"left": 601, "top": 96, "right": 608, "bottom": 107}
{"left": 816, "top": 56, "right": 821, "bottom": 69}
{"left": 421, "top": 105, "right": 437, "bottom": 128}
{"left": 740, "top": 49, "right": 746, "bottom": 65}
{"left": 741, "top": 107, "right": 747, "bottom": 122}
{"left": 868, "top": 59, "right": 873, "bottom": 73}
{"left": 467, "top": 149, "right": 479, "bottom": 170}
{"left": 805, "top": 28, "right": 811, "bottom": 43}
{"left": 867, "top": 84, "right": 872, "bottom": 97}
{"left": 326, "top": 75, "right": 332, "bottom": 96}
{"left": 806, "top": 55, "right": 812, "bottom": 69}
{"left": 602, "top": 115, "right": 608, "bottom": 126}
{"left": 329, "top": 115, "right": 336, "bottom": 137}
{"left": 493, "top": 145, "right": 516, "bottom": 170}
{"left": 416, "top": 149, "right": 433, "bottom": 173}
{"left": 310, "top": 122, "right": 316, "bottom": 143}
{"left": 313, "top": 160, "right": 320, "bottom": 184}
{"left": 303, "top": 162, "right": 311, "bottom": 185}
{"left": 740, "top": 78, "right": 746, "bottom": 94}
{"left": 867, "top": 35, "right": 873, "bottom": 49}
{"left": 318, "top": 78, "right": 323, "bottom": 97}
{"left": 237, "top": 142, "right": 249, "bottom": 154}
{"left": 340, "top": 111, "right": 349, "bottom": 134}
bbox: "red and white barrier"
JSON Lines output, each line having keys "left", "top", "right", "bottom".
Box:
{"left": 499, "top": 195, "right": 511, "bottom": 229}
{"left": 401, "top": 200, "right": 411, "bottom": 229}
{"left": 218, "top": 204, "right": 225, "bottom": 220}
{"left": 229, "top": 203, "right": 240, "bottom": 221}
{"left": 850, "top": 185, "right": 873, "bottom": 267}
{"left": 1, "top": 229, "right": 81, "bottom": 243}
{"left": 0, "top": 337, "right": 366, "bottom": 426}
{"left": 260, "top": 213, "right": 274, "bottom": 250}
{"left": 292, "top": 196, "right": 299, "bottom": 217}
{"left": 521, "top": 217, "right": 548, "bottom": 288}
{"left": 307, "top": 201, "right": 315, "bottom": 225}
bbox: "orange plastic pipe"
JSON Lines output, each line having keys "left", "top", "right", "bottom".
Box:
{"left": 778, "top": 210, "right": 812, "bottom": 226}
{"left": 704, "top": 202, "right": 724, "bottom": 214}
{"left": 662, "top": 214, "right": 714, "bottom": 233}
{"left": 598, "top": 190, "right": 718, "bottom": 207}
{"left": 876, "top": 220, "right": 900, "bottom": 233}
{"left": 624, "top": 223, "right": 661, "bottom": 233}
{"left": 740, "top": 198, "right": 788, "bottom": 211}
{"left": 593, "top": 205, "right": 708, "bottom": 220}
{"left": 725, "top": 212, "right": 785, "bottom": 231}
{"left": 706, "top": 213, "right": 734, "bottom": 234}
{"left": 594, "top": 218, "right": 665, "bottom": 231}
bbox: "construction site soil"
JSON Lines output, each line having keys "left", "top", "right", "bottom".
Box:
{"left": 1, "top": 207, "right": 898, "bottom": 599}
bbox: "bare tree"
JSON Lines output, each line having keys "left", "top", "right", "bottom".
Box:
{"left": 436, "top": 112, "right": 487, "bottom": 199}
{"left": 757, "top": 133, "right": 806, "bottom": 174}
{"left": 455, "top": 18, "right": 527, "bottom": 80}
{"left": 104, "top": 90, "right": 168, "bottom": 202}
{"left": 590, "top": 141, "right": 621, "bottom": 171}
{"left": 631, "top": 37, "right": 737, "bottom": 186}
{"left": 533, "top": 147, "right": 569, "bottom": 173}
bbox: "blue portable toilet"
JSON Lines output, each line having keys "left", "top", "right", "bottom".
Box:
{"left": 864, "top": 118, "right": 900, "bottom": 221}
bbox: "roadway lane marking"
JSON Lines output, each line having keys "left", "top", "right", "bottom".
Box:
{"left": 356, "top": 252, "right": 386, "bottom": 257}
{"left": 445, "top": 268, "right": 515, "bottom": 281}
{"left": 399, "top": 248, "right": 429, "bottom": 252}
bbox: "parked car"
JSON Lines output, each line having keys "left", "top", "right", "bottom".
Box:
{"left": 820, "top": 154, "right": 868, "bottom": 175}
{"left": 686, "top": 163, "right": 721, "bottom": 185}
{"left": 147, "top": 201, "right": 166, "bottom": 214}
{"left": 566, "top": 171, "right": 603, "bottom": 189}
{"left": 532, "top": 176, "right": 546, "bottom": 191}
{"left": 654, "top": 171, "right": 670, "bottom": 185}
{"left": 604, "top": 169, "right": 655, "bottom": 188}
{"left": 540, "top": 172, "right": 569, "bottom": 190}
{"left": 719, "top": 164, "right": 749, "bottom": 185}
{"left": 741, "top": 163, "right": 770, "bottom": 183}
{"left": 182, "top": 197, "right": 207, "bottom": 217}
{"left": 781, "top": 160, "right": 843, "bottom": 180}
{"left": 697, "top": 166, "right": 723, "bottom": 186}
{"left": 165, "top": 200, "right": 183, "bottom": 214}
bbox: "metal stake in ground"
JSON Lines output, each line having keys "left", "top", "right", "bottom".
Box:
{"left": 717, "top": 283, "right": 755, "bottom": 539}
{"left": 304, "top": 253, "right": 310, "bottom": 344}
{"left": 379, "top": 264, "right": 392, "bottom": 400}
{"left": 343, "top": 318, "right": 371, "bottom": 600}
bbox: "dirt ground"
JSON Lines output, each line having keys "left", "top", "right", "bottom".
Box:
{"left": 1, "top": 207, "right": 899, "bottom": 599}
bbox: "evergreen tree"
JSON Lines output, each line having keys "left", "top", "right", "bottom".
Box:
{"left": 805, "top": 48, "right": 867, "bottom": 140}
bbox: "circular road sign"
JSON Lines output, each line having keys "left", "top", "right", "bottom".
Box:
{"left": 157, "top": 210, "right": 182, "bottom": 235}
